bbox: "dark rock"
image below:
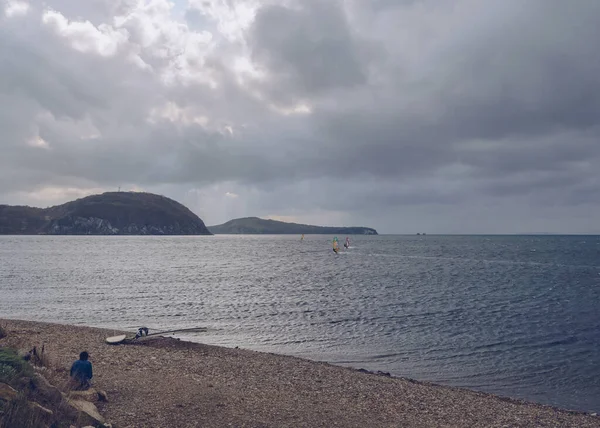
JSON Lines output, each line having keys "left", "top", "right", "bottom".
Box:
{"left": 17, "top": 376, "right": 32, "bottom": 388}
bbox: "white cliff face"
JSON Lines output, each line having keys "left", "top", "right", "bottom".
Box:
{"left": 48, "top": 217, "right": 118, "bottom": 235}
{"left": 46, "top": 216, "right": 207, "bottom": 235}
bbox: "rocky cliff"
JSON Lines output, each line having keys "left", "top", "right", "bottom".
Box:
{"left": 0, "top": 192, "right": 211, "bottom": 235}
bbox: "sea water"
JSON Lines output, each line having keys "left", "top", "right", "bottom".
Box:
{"left": 1, "top": 235, "right": 599, "bottom": 412}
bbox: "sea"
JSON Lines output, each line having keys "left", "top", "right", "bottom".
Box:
{"left": 1, "top": 235, "right": 599, "bottom": 412}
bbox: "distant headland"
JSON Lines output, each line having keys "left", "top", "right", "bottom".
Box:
{"left": 0, "top": 192, "right": 211, "bottom": 235}
{"left": 208, "top": 217, "right": 378, "bottom": 235}
{"left": 0, "top": 192, "right": 378, "bottom": 236}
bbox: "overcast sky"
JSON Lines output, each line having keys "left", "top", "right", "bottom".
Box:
{"left": 1, "top": 0, "right": 599, "bottom": 233}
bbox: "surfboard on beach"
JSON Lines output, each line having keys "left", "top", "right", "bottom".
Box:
{"left": 105, "top": 334, "right": 128, "bottom": 344}
{"left": 105, "top": 327, "right": 208, "bottom": 345}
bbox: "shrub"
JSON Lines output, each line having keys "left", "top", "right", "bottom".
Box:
{"left": 0, "top": 348, "right": 33, "bottom": 384}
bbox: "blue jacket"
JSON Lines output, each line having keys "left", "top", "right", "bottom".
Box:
{"left": 70, "top": 359, "right": 93, "bottom": 382}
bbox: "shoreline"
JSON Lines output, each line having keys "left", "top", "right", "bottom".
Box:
{"left": 1, "top": 318, "right": 599, "bottom": 428}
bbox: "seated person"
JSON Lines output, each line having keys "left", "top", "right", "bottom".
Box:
{"left": 70, "top": 351, "right": 93, "bottom": 390}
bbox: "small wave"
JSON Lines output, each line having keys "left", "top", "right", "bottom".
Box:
{"left": 543, "top": 336, "right": 579, "bottom": 347}
{"left": 329, "top": 317, "right": 362, "bottom": 324}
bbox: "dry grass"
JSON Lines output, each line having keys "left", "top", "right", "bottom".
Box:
{"left": 0, "top": 350, "right": 45, "bottom": 428}
{"left": 0, "top": 393, "right": 44, "bottom": 428}
{"left": 0, "top": 346, "right": 88, "bottom": 428}
{"left": 0, "top": 392, "right": 81, "bottom": 428}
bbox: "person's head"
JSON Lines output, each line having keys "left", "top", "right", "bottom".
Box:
{"left": 79, "top": 351, "right": 89, "bottom": 361}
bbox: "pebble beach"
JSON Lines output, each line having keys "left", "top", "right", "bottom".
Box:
{"left": 1, "top": 319, "right": 599, "bottom": 428}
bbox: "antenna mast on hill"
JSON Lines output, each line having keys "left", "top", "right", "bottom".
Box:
{"left": 118, "top": 186, "right": 121, "bottom": 192}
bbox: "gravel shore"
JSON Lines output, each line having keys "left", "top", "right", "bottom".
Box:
{"left": 1, "top": 319, "right": 598, "bottom": 428}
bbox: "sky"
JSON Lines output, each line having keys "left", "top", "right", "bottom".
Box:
{"left": 1, "top": 0, "right": 599, "bottom": 234}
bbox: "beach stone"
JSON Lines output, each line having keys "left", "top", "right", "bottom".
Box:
{"left": 67, "top": 398, "right": 106, "bottom": 425}
{"left": 69, "top": 387, "right": 108, "bottom": 403}
{"left": 69, "top": 388, "right": 98, "bottom": 402}
{"left": 33, "top": 373, "right": 62, "bottom": 403}
{"left": 0, "top": 382, "right": 18, "bottom": 401}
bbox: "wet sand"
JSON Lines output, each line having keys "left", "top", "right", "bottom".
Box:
{"left": 1, "top": 319, "right": 598, "bottom": 428}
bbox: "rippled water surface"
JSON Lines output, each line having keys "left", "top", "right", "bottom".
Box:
{"left": 1, "top": 235, "right": 600, "bottom": 412}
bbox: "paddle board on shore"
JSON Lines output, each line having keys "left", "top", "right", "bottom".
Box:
{"left": 105, "top": 334, "right": 127, "bottom": 345}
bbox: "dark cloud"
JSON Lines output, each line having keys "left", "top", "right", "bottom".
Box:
{"left": 248, "top": 0, "right": 376, "bottom": 102}
{"left": 0, "top": 0, "right": 599, "bottom": 232}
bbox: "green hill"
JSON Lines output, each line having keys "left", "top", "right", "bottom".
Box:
{"left": 208, "top": 217, "right": 377, "bottom": 235}
{"left": 0, "top": 192, "right": 211, "bottom": 235}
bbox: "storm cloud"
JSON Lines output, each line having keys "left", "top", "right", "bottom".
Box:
{"left": 1, "top": 0, "right": 599, "bottom": 233}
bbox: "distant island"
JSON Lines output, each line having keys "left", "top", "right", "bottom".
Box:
{"left": 0, "top": 192, "right": 211, "bottom": 235}
{"left": 208, "top": 217, "right": 378, "bottom": 235}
